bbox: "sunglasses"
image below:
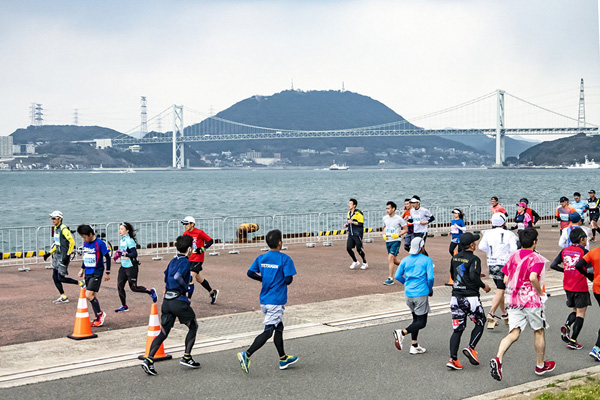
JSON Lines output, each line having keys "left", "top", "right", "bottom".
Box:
{"left": 51, "top": 217, "right": 60, "bottom": 220}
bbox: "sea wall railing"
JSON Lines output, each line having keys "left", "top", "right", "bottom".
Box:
{"left": 0, "top": 201, "right": 561, "bottom": 269}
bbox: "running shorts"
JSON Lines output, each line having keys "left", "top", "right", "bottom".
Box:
{"left": 565, "top": 290, "right": 591, "bottom": 308}
{"left": 386, "top": 241, "right": 401, "bottom": 256}
{"left": 508, "top": 307, "right": 547, "bottom": 332}
{"left": 406, "top": 295, "right": 430, "bottom": 316}
{"left": 590, "top": 211, "right": 599, "bottom": 222}
{"left": 261, "top": 304, "right": 285, "bottom": 326}
{"left": 85, "top": 274, "right": 102, "bottom": 292}
{"left": 190, "top": 261, "right": 204, "bottom": 273}
{"left": 160, "top": 298, "right": 196, "bottom": 329}
{"left": 450, "top": 296, "right": 485, "bottom": 331}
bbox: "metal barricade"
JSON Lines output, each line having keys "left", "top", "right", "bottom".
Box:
{"left": 317, "top": 211, "right": 349, "bottom": 246}
{"left": 166, "top": 217, "right": 226, "bottom": 255}
{"left": 272, "top": 213, "right": 320, "bottom": 246}
{"left": 106, "top": 220, "right": 170, "bottom": 261}
{"left": 222, "top": 215, "right": 274, "bottom": 253}
{"left": 0, "top": 226, "right": 40, "bottom": 271}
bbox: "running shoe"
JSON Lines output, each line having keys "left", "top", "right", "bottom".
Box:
{"left": 446, "top": 359, "right": 463, "bottom": 370}
{"left": 180, "top": 355, "right": 201, "bottom": 368}
{"left": 210, "top": 289, "right": 219, "bottom": 305}
{"left": 150, "top": 288, "right": 158, "bottom": 303}
{"left": 141, "top": 358, "right": 157, "bottom": 376}
{"left": 360, "top": 263, "right": 369, "bottom": 270}
{"left": 92, "top": 312, "right": 106, "bottom": 327}
{"left": 463, "top": 347, "right": 480, "bottom": 365}
{"left": 383, "top": 277, "right": 394, "bottom": 285}
{"left": 589, "top": 346, "right": 600, "bottom": 361}
{"left": 115, "top": 305, "right": 129, "bottom": 313}
{"left": 78, "top": 280, "right": 85, "bottom": 288}
{"left": 52, "top": 296, "right": 69, "bottom": 304}
{"left": 409, "top": 345, "right": 426, "bottom": 355}
{"left": 279, "top": 355, "right": 298, "bottom": 370}
{"left": 560, "top": 325, "right": 571, "bottom": 343}
{"left": 393, "top": 329, "right": 405, "bottom": 351}
{"left": 349, "top": 261, "right": 360, "bottom": 270}
{"left": 535, "top": 360, "right": 556, "bottom": 376}
{"left": 567, "top": 339, "right": 583, "bottom": 350}
{"left": 237, "top": 351, "right": 250, "bottom": 374}
{"left": 490, "top": 357, "right": 502, "bottom": 381}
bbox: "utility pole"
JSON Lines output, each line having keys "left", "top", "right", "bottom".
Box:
{"left": 30, "top": 103, "right": 36, "bottom": 126}
{"left": 577, "top": 78, "right": 586, "bottom": 133}
{"left": 141, "top": 96, "right": 148, "bottom": 138}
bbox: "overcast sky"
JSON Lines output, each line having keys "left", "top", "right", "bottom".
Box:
{"left": 1, "top": 0, "right": 599, "bottom": 136}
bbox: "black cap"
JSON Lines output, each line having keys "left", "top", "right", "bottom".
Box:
{"left": 519, "top": 198, "right": 529, "bottom": 204}
{"left": 459, "top": 232, "right": 480, "bottom": 246}
{"left": 560, "top": 196, "right": 569, "bottom": 202}
{"left": 590, "top": 190, "right": 596, "bottom": 194}
{"left": 574, "top": 192, "right": 581, "bottom": 197}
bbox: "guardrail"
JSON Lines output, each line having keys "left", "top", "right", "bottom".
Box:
{"left": 0, "top": 201, "right": 561, "bottom": 269}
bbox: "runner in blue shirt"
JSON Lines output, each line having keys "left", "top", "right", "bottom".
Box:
{"left": 449, "top": 208, "right": 466, "bottom": 256}
{"left": 141, "top": 235, "right": 200, "bottom": 376}
{"left": 237, "top": 229, "right": 298, "bottom": 374}
{"left": 572, "top": 192, "right": 588, "bottom": 220}
{"left": 76, "top": 225, "right": 111, "bottom": 327}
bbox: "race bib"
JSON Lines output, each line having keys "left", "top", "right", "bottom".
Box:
{"left": 83, "top": 251, "right": 96, "bottom": 268}
{"left": 451, "top": 225, "right": 459, "bottom": 234}
{"left": 53, "top": 232, "right": 60, "bottom": 245}
{"left": 559, "top": 213, "right": 569, "bottom": 221}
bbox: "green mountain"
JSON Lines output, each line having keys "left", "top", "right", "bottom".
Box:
{"left": 518, "top": 133, "right": 600, "bottom": 165}
{"left": 11, "top": 125, "right": 121, "bottom": 144}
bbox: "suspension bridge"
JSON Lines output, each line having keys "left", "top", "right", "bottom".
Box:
{"left": 107, "top": 89, "right": 599, "bottom": 168}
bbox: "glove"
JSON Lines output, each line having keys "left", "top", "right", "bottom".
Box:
{"left": 429, "top": 289, "right": 433, "bottom": 297}
{"left": 382, "top": 234, "right": 388, "bottom": 241}
{"left": 113, "top": 250, "right": 122, "bottom": 262}
{"left": 195, "top": 246, "right": 205, "bottom": 255}
{"left": 43, "top": 252, "right": 50, "bottom": 261}
{"left": 187, "top": 283, "right": 195, "bottom": 299}
{"left": 391, "top": 234, "right": 400, "bottom": 239}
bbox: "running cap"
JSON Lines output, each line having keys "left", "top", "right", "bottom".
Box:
{"left": 459, "top": 232, "right": 480, "bottom": 246}
{"left": 517, "top": 202, "right": 527, "bottom": 207}
{"left": 491, "top": 213, "right": 506, "bottom": 227}
{"left": 574, "top": 192, "right": 581, "bottom": 197}
{"left": 452, "top": 209, "right": 460, "bottom": 214}
{"left": 519, "top": 198, "right": 529, "bottom": 205}
{"left": 409, "top": 237, "right": 425, "bottom": 255}
{"left": 559, "top": 196, "right": 569, "bottom": 202}
{"left": 569, "top": 213, "right": 582, "bottom": 223}
{"left": 589, "top": 190, "right": 596, "bottom": 194}
{"left": 49, "top": 210, "right": 63, "bottom": 219}
{"left": 409, "top": 197, "right": 420, "bottom": 203}
{"left": 181, "top": 216, "right": 196, "bottom": 225}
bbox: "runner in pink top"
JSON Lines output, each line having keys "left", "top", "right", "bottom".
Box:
{"left": 490, "top": 196, "right": 508, "bottom": 216}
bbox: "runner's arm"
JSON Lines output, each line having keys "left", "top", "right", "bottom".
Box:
{"left": 63, "top": 228, "right": 75, "bottom": 255}
{"left": 173, "top": 271, "right": 186, "bottom": 288}
{"left": 247, "top": 270, "right": 262, "bottom": 282}
{"left": 469, "top": 258, "right": 486, "bottom": 289}
{"left": 529, "top": 272, "right": 543, "bottom": 296}
{"left": 284, "top": 275, "right": 293, "bottom": 285}
{"left": 549, "top": 251, "right": 564, "bottom": 273}
{"left": 104, "top": 252, "right": 111, "bottom": 273}
{"left": 574, "top": 258, "right": 594, "bottom": 281}
{"left": 532, "top": 210, "right": 541, "bottom": 224}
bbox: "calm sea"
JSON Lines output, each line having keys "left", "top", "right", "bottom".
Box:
{"left": 0, "top": 168, "right": 593, "bottom": 228}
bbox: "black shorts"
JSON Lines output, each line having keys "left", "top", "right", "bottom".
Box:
{"left": 190, "top": 261, "right": 204, "bottom": 273}
{"left": 85, "top": 275, "right": 102, "bottom": 292}
{"left": 493, "top": 278, "right": 506, "bottom": 290}
{"left": 589, "top": 211, "right": 599, "bottom": 222}
{"left": 565, "top": 290, "right": 591, "bottom": 308}
{"left": 161, "top": 299, "right": 196, "bottom": 329}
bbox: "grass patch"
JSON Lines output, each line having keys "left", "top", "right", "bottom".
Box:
{"left": 535, "top": 379, "right": 600, "bottom": 399}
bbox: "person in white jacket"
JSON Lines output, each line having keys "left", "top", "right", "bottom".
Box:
{"left": 479, "top": 213, "right": 518, "bottom": 329}
{"left": 559, "top": 213, "right": 592, "bottom": 251}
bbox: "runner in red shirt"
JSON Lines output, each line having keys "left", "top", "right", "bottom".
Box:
{"left": 550, "top": 228, "right": 590, "bottom": 350}
{"left": 181, "top": 216, "right": 218, "bottom": 304}
{"left": 490, "top": 197, "right": 508, "bottom": 216}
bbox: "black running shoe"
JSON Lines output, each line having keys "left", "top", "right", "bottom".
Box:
{"left": 141, "top": 359, "right": 157, "bottom": 376}
{"left": 180, "top": 355, "right": 201, "bottom": 368}
{"left": 210, "top": 289, "right": 219, "bottom": 305}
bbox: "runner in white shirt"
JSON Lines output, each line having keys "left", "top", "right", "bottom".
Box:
{"left": 478, "top": 213, "right": 518, "bottom": 329}
{"left": 559, "top": 213, "right": 592, "bottom": 251}
{"left": 382, "top": 201, "right": 408, "bottom": 285}
{"left": 409, "top": 196, "right": 434, "bottom": 244}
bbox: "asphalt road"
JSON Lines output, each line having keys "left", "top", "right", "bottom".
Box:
{"left": 4, "top": 294, "right": 600, "bottom": 400}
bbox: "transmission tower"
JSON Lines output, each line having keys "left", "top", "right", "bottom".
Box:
{"left": 30, "top": 103, "right": 36, "bottom": 126}
{"left": 140, "top": 96, "right": 148, "bottom": 137}
{"left": 577, "top": 78, "right": 586, "bottom": 132}
{"left": 34, "top": 104, "right": 43, "bottom": 127}
{"left": 73, "top": 109, "right": 79, "bottom": 126}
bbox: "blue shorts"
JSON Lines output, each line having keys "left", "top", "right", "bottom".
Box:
{"left": 386, "top": 241, "right": 401, "bottom": 256}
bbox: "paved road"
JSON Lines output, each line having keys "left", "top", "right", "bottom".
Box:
{"left": 3, "top": 294, "right": 600, "bottom": 400}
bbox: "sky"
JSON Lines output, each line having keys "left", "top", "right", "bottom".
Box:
{"left": 0, "top": 0, "right": 599, "bottom": 137}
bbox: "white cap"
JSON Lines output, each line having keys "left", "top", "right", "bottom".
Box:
{"left": 409, "top": 197, "right": 420, "bottom": 203}
{"left": 49, "top": 210, "right": 63, "bottom": 219}
{"left": 491, "top": 213, "right": 506, "bottom": 227}
{"left": 181, "top": 216, "right": 196, "bottom": 225}
{"left": 409, "top": 237, "right": 424, "bottom": 255}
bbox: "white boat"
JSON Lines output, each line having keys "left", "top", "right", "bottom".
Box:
{"left": 118, "top": 168, "right": 136, "bottom": 173}
{"left": 567, "top": 155, "right": 599, "bottom": 169}
{"left": 329, "top": 162, "right": 349, "bottom": 170}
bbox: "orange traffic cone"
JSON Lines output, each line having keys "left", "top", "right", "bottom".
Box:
{"left": 67, "top": 287, "right": 98, "bottom": 340}
{"left": 138, "top": 303, "right": 172, "bottom": 361}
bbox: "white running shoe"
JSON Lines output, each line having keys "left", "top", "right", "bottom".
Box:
{"left": 393, "top": 329, "right": 404, "bottom": 351}
{"left": 349, "top": 261, "right": 360, "bottom": 270}
{"left": 360, "top": 263, "right": 369, "bottom": 270}
{"left": 410, "top": 345, "right": 426, "bottom": 355}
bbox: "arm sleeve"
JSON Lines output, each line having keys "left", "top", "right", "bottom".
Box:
{"left": 63, "top": 228, "right": 76, "bottom": 254}
{"left": 203, "top": 239, "right": 214, "bottom": 250}
{"left": 104, "top": 253, "right": 111, "bottom": 272}
{"left": 247, "top": 270, "right": 262, "bottom": 282}
{"left": 532, "top": 210, "right": 540, "bottom": 224}
{"left": 173, "top": 271, "right": 186, "bottom": 288}
{"left": 427, "top": 259, "right": 434, "bottom": 291}
{"left": 284, "top": 275, "right": 293, "bottom": 285}
{"left": 469, "top": 257, "right": 486, "bottom": 289}
{"left": 199, "top": 231, "right": 213, "bottom": 249}
{"left": 125, "top": 247, "right": 138, "bottom": 259}
{"left": 575, "top": 258, "right": 594, "bottom": 281}
{"left": 549, "top": 251, "right": 564, "bottom": 273}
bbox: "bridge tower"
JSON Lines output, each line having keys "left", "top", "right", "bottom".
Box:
{"left": 172, "top": 105, "right": 184, "bottom": 169}
{"left": 495, "top": 90, "right": 505, "bottom": 166}
{"left": 140, "top": 96, "right": 148, "bottom": 137}
{"left": 577, "top": 78, "right": 586, "bottom": 132}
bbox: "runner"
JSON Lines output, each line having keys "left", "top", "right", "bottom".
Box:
{"left": 520, "top": 198, "right": 541, "bottom": 225}
{"left": 44, "top": 211, "right": 81, "bottom": 303}
{"left": 571, "top": 192, "right": 588, "bottom": 220}
{"left": 479, "top": 213, "right": 518, "bottom": 330}
{"left": 490, "top": 228, "right": 555, "bottom": 381}
{"left": 446, "top": 233, "right": 490, "bottom": 370}
{"left": 550, "top": 228, "right": 590, "bottom": 350}
{"left": 181, "top": 216, "right": 218, "bottom": 304}
{"left": 237, "top": 229, "right": 298, "bottom": 374}
{"left": 575, "top": 237, "right": 600, "bottom": 360}
{"left": 587, "top": 190, "right": 599, "bottom": 242}
{"left": 449, "top": 208, "right": 466, "bottom": 256}
{"left": 141, "top": 235, "right": 201, "bottom": 376}
{"left": 393, "top": 237, "right": 434, "bottom": 355}
{"left": 382, "top": 201, "right": 408, "bottom": 285}
{"left": 409, "top": 196, "right": 435, "bottom": 244}
{"left": 512, "top": 202, "right": 532, "bottom": 232}
{"left": 402, "top": 198, "right": 414, "bottom": 252}
{"left": 490, "top": 197, "right": 508, "bottom": 216}
{"left": 555, "top": 196, "right": 577, "bottom": 235}
{"left": 114, "top": 222, "right": 157, "bottom": 312}
{"left": 76, "top": 225, "right": 111, "bottom": 327}
{"left": 559, "top": 213, "right": 592, "bottom": 251}
{"left": 345, "top": 198, "right": 368, "bottom": 270}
